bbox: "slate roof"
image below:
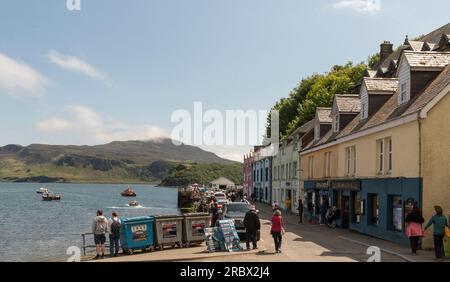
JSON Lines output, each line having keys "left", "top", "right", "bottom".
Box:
{"left": 364, "top": 78, "right": 398, "bottom": 93}
{"left": 335, "top": 95, "right": 361, "bottom": 113}
{"left": 421, "top": 23, "right": 450, "bottom": 44}
{"left": 403, "top": 51, "right": 450, "bottom": 68}
{"left": 408, "top": 41, "right": 426, "bottom": 51}
{"left": 302, "top": 59, "right": 450, "bottom": 152}
{"left": 316, "top": 108, "right": 332, "bottom": 123}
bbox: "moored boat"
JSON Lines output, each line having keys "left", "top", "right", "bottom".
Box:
{"left": 42, "top": 193, "right": 61, "bottom": 201}
{"left": 36, "top": 187, "right": 50, "bottom": 194}
{"left": 127, "top": 201, "right": 139, "bottom": 207}
{"left": 121, "top": 185, "right": 136, "bottom": 197}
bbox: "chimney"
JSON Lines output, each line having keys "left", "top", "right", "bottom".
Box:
{"left": 380, "top": 41, "right": 394, "bottom": 64}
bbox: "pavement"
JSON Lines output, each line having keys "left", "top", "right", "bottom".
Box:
{"left": 91, "top": 202, "right": 448, "bottom": 262}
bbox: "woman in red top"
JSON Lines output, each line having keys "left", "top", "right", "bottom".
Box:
{"left": 271, "top": 210, "right": 284, "bottom": 253}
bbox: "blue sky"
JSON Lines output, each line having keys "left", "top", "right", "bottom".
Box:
{"left": 0, "top": 0, "right": 449, "bottom": 161}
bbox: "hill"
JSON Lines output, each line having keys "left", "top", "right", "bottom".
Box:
{"left": 0, "top": 138, "right": 241, "bottom": 184}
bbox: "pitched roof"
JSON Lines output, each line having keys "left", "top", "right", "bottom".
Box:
{"left": 210, "top": 177, "right": 235, "bottom": 186}
{"left": 316, "top": 108, "right": 332, "bottom": 123}
{"left": 408, "top": 41, "right": 426, "bottom": 51}
{"left": 339, "top": 64, "right": 450, "bottom": 140}
{"left": 402, "top": 63, "right": 450, "bottom": 116}
{"left": 335, "top": 95, "right": 361, "bottom": 113}
{"left": 421, "top": 22, "right": 450, "bottom": 44}
{"left": 298, "top": 119, "right": 315, "bottom": 133}
{"left": 364, "top": 78, "right": 398, "bottom": 93}
{"left": 403, "top": 51, "right": 450, "bottom": 69}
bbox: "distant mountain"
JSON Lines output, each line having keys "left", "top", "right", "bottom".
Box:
{"left": 0, "top": 138, "right": 240, "bottom": 184}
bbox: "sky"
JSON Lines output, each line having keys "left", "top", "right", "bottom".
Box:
{"left": 0, "top": 0, "right": 449, "bottom": 162}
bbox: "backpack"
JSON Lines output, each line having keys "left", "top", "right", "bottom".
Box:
{"left": 110, "top": 219, "right": 121, "bottom": 236}
{"left": 94, "top": 217, "right": 108, "bottom": 234}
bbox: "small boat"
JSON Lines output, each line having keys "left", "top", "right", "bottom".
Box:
{"left": 121, "top": 185, "right": 136, "bottom": 197}
{"left": 42, "top": 193, "right": 61, "bottom": 201}
{"left": 127, "top": 201, "right": 139, "bottom": 207}
{"left": 36, "top": 187, "right": 50, "bottom": 194}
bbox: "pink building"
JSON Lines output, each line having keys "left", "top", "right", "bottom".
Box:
{"left": 243, "top": 152, "right": 254, "bottom": 197}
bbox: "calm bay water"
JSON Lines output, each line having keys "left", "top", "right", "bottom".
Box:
{"left": 0, "top": 183, "right": 180, "bottom": 262}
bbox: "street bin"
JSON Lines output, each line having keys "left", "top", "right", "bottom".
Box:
{"left": 182, "top": 213, "right": 210, "bottom": 247}
{"left": 120, "top": 216, "right": 155, "bottom": 255}
{"left": 154, "top": 215, "right": 183, "bottom": 250}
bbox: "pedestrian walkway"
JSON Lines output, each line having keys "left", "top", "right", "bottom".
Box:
{"left": 255, "top": 203, "right": 445, "bottom": 262}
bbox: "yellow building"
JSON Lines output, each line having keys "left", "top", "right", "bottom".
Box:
{"left": 299, "top": 51, "right": 450, "bottom": 248}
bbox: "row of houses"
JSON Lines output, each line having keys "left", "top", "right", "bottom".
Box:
{"left": 243, "top": 23, "right": 450, "bottom": 248}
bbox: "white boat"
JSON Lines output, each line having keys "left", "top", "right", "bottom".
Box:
{"left": 36, "top": 187, "right": 50, "bottom": 194}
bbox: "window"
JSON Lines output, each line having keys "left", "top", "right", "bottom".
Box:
{"left": 293, "top": 142, "right": 298, "bottom": 152}
{"left": 281, "top": 165, "right": 285, "bottom": 180}
{"left": 288, "top": 163, "right": 292, "bottom": 179}
{"left": 333, "top": 115, "right": 340, "bottom": 132}
{"left": 362, "top": 103, "right": 367, "bottom": 119}
{"left": 377, "top": 137, "right": 392, "bottom": 175}
{"left": 391, "top": 196, "right": 403, "bottom": 232}
{"left": 345, "top": 146, "right": 356, "bottom": 176}
{"left": 278, "top": 166, "right": 280, "bottom": 180}
{"left": 265, "top": 167, "right": 269, "bottom": 182}
{"left": 293, "top": 162, "right": 298, "bottom": 179}
{"left": 400, "top": 82, "right": 407, "bottom": 103}
{"left": 369, "top": 194, "right": 379, "bottom": 225}
{"left": 308, "top": 156, "right": 314, "bottom": 179}
{"left": 353, "top": 192, "right": 362, "bottom": 223}
{"left": 315, "top": 124, "right": 320, "bottom": 141}
{"left": 377, "top": 139, "right": 384, "bottom": 174}
{"left": 388, "top": 138, "right": 393, "bottom": 173}
{"left": 333, "top": 191, "right": 342, "bottom": 210}
{"left": 324, "top": 152, "right": 332, "bottom": 178}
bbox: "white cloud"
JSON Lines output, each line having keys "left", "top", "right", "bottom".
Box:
{"left": 47, "top": 50, "right": 106, "bottom": 80}
{"left": 333, "top": 0, "right": 381, "bottom": 13}
{"left": 200, "top": 145, "right": 248, "bottom": 163}
{"left": 0, "top": 52, "right": 49, "bottom": 97}
{"left": 36, "top": 105, "right": 168, "bottom": 144}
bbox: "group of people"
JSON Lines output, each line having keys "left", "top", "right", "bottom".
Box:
{"left": 296, "top": 198, "right": 340, "bottom": 228}
{"left": 406, "top": 205, "right": 449, "bottom": 260}
{"left": 243, "top": 204, "right": 285, "bottom": 253}
{"left": 91, "top": 210, "right": 122, "bottom": 259}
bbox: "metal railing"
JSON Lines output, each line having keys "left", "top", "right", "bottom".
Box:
{"left": 81, "top": 232, "right": 110, "bottom": 257}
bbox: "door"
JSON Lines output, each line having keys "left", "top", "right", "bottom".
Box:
{"left": 342, "top": 196, "right": 350, "bottom": 228}
{"left": 286, "top": 189, "right": 292, "bottom": 211}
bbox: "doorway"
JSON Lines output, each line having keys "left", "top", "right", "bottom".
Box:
{"left": 342, "top": 196, "right": 350, "bottom": 228}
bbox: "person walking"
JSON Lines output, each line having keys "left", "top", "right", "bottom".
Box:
{"left": 285, "top": 197, "right": 292, "bottom": 215}
{"left": 297, "top": 199, "right": 304, "bottom": 223}
{"left": 92, "top": 210, "right": 108, "bottom": 259}
{"left": 319, "top": 198, "right": 329, "bottom": 225}
{"left": 243, "top": 206, "right": 261, "bottom": 251}
{"left": 405, "top": 206, "right": 424, "bottom": 256}
{"left": 108, "top": 212, "right": 122, "bottom": 257}
{"left": 271, "top": 210, "right": 284, "bottom": 253}
{"left": 424, "top": 205, "right": 449, "bottom": 261}
{"left": 308, "top": 201, "right": 314, "bottom": 223}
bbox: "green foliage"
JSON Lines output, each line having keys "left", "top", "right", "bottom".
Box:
{"left": 367, "top": 53, "right": 380, "bottom": 70}
{"left": 160, "top": 163, "right": 243, "bottom": 187}
{"left": 267, "top": 62, "right": 367, "bottom": 139}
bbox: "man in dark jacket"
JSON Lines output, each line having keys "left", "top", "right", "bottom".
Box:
{"left": 243, "top": 206, "right": 261, "bottom": 251}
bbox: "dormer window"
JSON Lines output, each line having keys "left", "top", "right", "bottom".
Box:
{"left": 400, "top": 82, "right": 407, "bottom": 104}
{"left": 314, "top": 124, "right": 320, "bottom": 141}
{"left": 361, "top": 103, "right": 368, "bottom": 119}
{"left": 333, "top": 115, "right": 339, "bottom": 133}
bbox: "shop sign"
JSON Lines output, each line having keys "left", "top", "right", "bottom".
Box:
{"left": 331, "top": 180, "right": 361, "bottom": 191}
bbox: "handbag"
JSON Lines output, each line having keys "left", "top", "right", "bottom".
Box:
{"left": 281, "top": 227, "right": 285, "bottom": 235}
{"left": 445, "top": 226, "right": 450, "bottom": 237}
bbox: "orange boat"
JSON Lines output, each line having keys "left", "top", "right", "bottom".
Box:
{"left": 121, "top": 185, "right": 136, "bottom": 197}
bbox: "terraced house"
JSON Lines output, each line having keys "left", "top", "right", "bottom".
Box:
{"left": 272, "top": 123, "right": 311, "bottom": 213}
{"left": 299, "top": 24, "right": 450, "bottom": 248}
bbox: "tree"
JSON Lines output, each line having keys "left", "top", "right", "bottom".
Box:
{"left": 266, "top": 62, "right": 366, "bottom": 139}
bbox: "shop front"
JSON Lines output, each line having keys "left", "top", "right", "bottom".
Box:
{"left": 328, "top": 178, "right": 422, "bottom": 246}
{"left": 304, "top": 180, "right": 330, "bottom": 221}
